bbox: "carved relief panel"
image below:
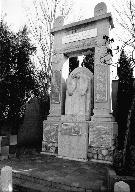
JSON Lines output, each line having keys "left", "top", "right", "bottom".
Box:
{"left": 51, "top": 70, "right": 61, "bottom": 104}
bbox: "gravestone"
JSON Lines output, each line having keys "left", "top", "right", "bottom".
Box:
{"left": 42, "top": 2, "right": 118, "bottom": 163}
{"left": 1, "top": 166, "right": 12, "bottom": 192}
{"left": 114, "top": 181, "right": 130, "bottom": 192}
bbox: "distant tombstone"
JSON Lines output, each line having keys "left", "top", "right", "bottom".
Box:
{"left": 1, "top": 166, "right": 12, "bottom": 192}
{"left": 65, "top": 67, "right": 93, "bottom": 119}
{"left": 114, "top": 181, "right": 130, "bottom": 192}
{"left": 94, "top": 2, "right": 107, "bottom": 17}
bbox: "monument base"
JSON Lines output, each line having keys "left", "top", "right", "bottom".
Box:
{"left": 88, "top": 119, "right": 118, "bottom": 163}
{"left": 58, "top": 155, "right": 88, "bottom": 162}
{"left": 90, "top": 159, "right": 112, "bottom": 165}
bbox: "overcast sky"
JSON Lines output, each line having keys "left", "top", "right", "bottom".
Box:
{"left": 1, "top": 0, "right": 133, "bottom": 78}
{"left": 1, "top": 0, "right": 117, "bottom": 31}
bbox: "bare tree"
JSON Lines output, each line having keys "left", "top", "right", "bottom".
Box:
{"left": 25, "top": 0, "right": 72, "bottom": 94}
{"left": 112, "top": 0, "right": 135, "bottom": 67}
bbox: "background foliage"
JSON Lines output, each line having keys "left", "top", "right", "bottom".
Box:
{"left": 0, "top": 20, "right": 39, "bottom": 133}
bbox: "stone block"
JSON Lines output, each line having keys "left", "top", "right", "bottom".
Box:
{"left": 87, "top": 152, "right": 93, "bottom": 159}
{"left": 10, "top": 135, "right": 17, "bottom": 145}
{"left": 93, "top": 154, "right": 98, "bottom": 159}
{"left": 101, "top": 149, "right": 108, "bottom": 156}
{"left": 1, "top": 136, "right": 9, "bottom": 146}
{"left": 9, "top": 145, "right": 17, "bottom": 154}
{"left": 42, "top": 122, "right": 58, "bottom": 154}
{"left": 89, "top": 122, "right": 114, "bottom": 148}
{"left": 98, "top": 154, "right": 104, "bottom": 160}
{"left": 43, "top": 123, "right": 58, "bottom": 143}
{"left": 0, "top": 155, "right": 8, "bottom": 161}
{"left": 70, "top": 186, "right": 85, "bottom": 192}
{"left": 58, "top": 122, "right": 88, "bottom": 161}
{"left": 53, "top": 16, "right": 64, "bottom": 30}
{"left": 1, "top": 146, "right": 9, "bottom": 155}
{"left": 42, "top": 141, "right": 48, "bottom": 152}
{"left": 94, "top": 2, "right": 107, "bottom": 17}
{"left": 88, "top": 146, "right": 92, "bottom": 153}
{"left": 114, "top": 181, "right": 130, "bottom": 192}
{"left": 1, "top": 166, "right": 12, "bottom": 192}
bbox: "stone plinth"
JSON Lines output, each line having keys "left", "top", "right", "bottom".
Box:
{"left": 88, "top": 121, "right": 118, "bottom": 163}
{"left": 58, "top": 116, "right": 88, "bottom": 161}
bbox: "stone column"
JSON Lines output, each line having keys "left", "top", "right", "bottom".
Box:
{"left": 48, "top": 16, "right": 67, "bottom": 120}
{"left": 89, "top": 3, "right": 118, "bottom": 163}
{"left": 42, "top": 16, "right": 67, "bottom": 155}
{"left": 93, "top": 2, "right": 112, "bottom": 121}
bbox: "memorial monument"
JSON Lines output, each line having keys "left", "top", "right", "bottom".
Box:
{"left": 42, "top": 2, "right": 118, "bottom": 163}
{"left": 65, "top": 67, "right": 92, "bottom": 118}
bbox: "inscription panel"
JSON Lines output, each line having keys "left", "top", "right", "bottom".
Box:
{"left": 62, "top": 28, "right": 97, "bottom": 44}
{"left": 61, "top": 123, "right": 81, "bottom": 136}
{"left": 62, "top": 38, "right": 97, "bottom": 54}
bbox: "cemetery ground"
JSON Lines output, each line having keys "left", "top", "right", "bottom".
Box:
{"left": 0, "top": 151, "right": 135, "bottom": 192}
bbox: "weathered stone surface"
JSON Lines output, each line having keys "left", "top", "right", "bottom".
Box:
{"left": 53, "top": 16, "right": 64, "bottom": 30}
{"left": 42, "top": 123, "right": 58, "bottom": 154}
{"left": 62, "top": 28, "right": 97, "bottom": 44}
{"left": 93, "top": 154, "right": 98, "bottom": 159}
{"left": 101, "top": 149, "right": 108, "bottom": 156}
{"left": 51, "top": 70, "right": 61, "bottom": 104}
{"left": 43, "top": 123, "right": 58, "bottom": 143}
{"left": 65, "top": 67, "right": 93, "bottom": 120}
{"left": 61, "top": 123, "right": 81, "bottom": 136}
{"left": 58, "top": 122, "right": 88, "bottom": 161}
{"left": 87, "top": 145, "right": 113, "bottom": 162}
{"left": 114, "top": 181, "right": 130, "bottom": 192}
{"left": 1, "top": 166, "right": 12, "bottom": 192}
{"left": 98, "top": 154, "right": 103, "bottom": 160}
{"left": 89, "top": 122, "right": 112, "bottom": 148}
{"left": 87, "top": 152, "right": 93, "bottom": 159}
{"left": 62, "top": 38, "right": 97, "bottom": 55}
{"left": 94, "top": 2, "right": 107, "bottom": 17}
{"left": 95, "top": 64, "right": 108, "bottom": 102}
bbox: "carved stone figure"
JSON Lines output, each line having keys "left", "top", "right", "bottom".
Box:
{"left": 65, "top": 67, "right": 93, "bottom": 120}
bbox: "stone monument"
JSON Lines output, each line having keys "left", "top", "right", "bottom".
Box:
{"left": 65, "top": 67, "right": 92, "bottom": 118}
{"left": 58, "top": 67, "right": 93, "bottom": 161}
{"left": 42, "top": 2, "right": 118, "bottom": 163}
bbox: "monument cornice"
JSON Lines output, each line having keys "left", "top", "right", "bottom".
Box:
{"left": 51, "top": 13, "right": 114, "bottom": 35}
